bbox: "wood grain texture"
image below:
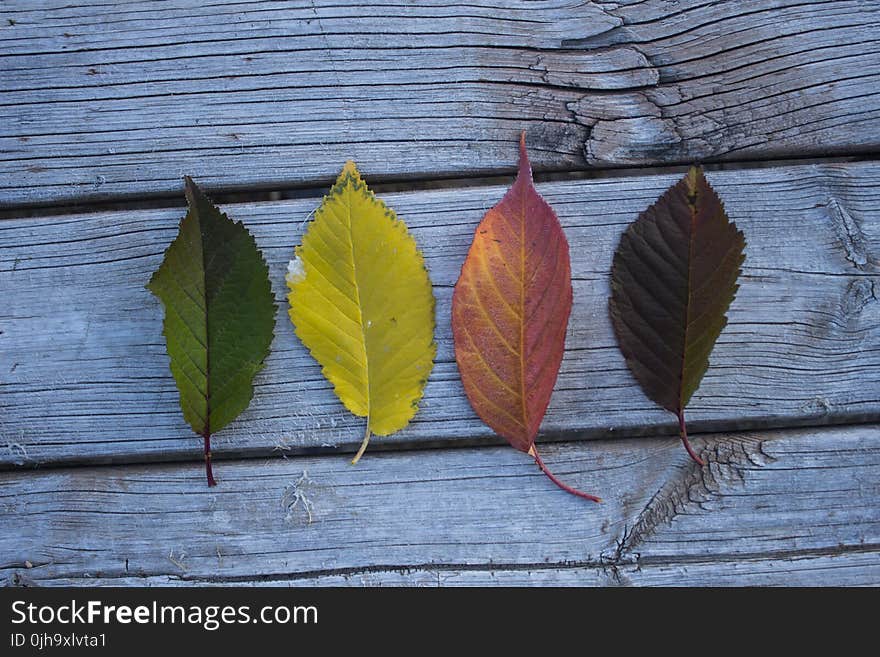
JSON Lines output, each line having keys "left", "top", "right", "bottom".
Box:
{"left": 21, "top": 552, "right": 879, "bottom": 587}
{"left": 2, "top": 0, "right": 880, "bottom": 206}
{"left": 1, "top": 162, "right": 878, "bottom": 468}
{"left": 3, "top": 424, "right": 878, "bottom": 587}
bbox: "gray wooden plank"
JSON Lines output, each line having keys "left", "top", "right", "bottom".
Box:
{"left": 22, "top": 551, "right": 879, "bottom": 587}
{"left": 2, "top": 424, "right": 878, "bottom": 587}
{"left": 2, "top": 0, "right": 879, "bottom": 206}
{"left": 1, "top": 163, "right": 878, "bottom": 467}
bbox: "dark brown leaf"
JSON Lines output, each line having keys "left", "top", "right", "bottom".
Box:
{"left": 609, "top": 166, "right": 746, "bottom": 464}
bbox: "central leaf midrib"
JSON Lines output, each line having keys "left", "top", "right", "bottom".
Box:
{"left": 519, "top": 185, "right": 528, "bottom": 436}
{"left": 345, "top": 181, "right": 371, "bottom": 426}
{"left": 679, "top": 182, "right": 698, "bottom": 413}
{"left": 198, "top": 208, "right": 211, "bottom": 439}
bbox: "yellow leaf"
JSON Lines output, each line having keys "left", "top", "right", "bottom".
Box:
{"left": 287, "top": 161, "right": 436, "bottom": 464}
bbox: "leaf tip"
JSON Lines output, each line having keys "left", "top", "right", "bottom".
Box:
{"left": 183, "top": 175, "right": 201, "bottom": 207}
{"left": 517, "top": 131, "right": 532, "bottom": 181}
{"left": 685, "top": 164, "right": 705, "bottom": 195}
{"left": 341, "top": 159, "right": 360, "bottom": 178}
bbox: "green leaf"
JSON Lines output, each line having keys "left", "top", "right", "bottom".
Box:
{"left": 287, "top": 161, "right": 436, "bottom": 464}
{"left": 608, "top": 166, "right": 746, "bottom": 464}
{"left": 147, "top": 177, "right": 276, "bottom": 486}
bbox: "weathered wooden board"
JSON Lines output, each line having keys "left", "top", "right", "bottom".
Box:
{"left": 1, "top": 163, "right": 878, "bottom": 468}
{"left": 3, "top": 424, "right": 878, "bottom": 587}
{"left": 2, "top": 0, "right": 880, "bottom": 206}
{"left": 21, "top": 551, "right": 879, "bottom": 587}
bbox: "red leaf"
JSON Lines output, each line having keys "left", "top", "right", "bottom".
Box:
{"left": 452, "top": 133, "right": 600, "bottom": 503}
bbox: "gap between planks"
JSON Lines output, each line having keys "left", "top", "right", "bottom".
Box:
{"left": 2, "top": 152, "right": 879, "bottom": 221}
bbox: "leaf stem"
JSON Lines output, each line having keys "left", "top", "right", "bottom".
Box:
{"left": 203, "top": 432, "right": 217, "bottom": 487}
{"left": 351, "top": 421, "right": 371, "bottom": 465}
{"left": 529, "top": 445, "right": 601, "bottom": 503}
{"left": 677, "top": 409, "right": 705, "bottom": 466}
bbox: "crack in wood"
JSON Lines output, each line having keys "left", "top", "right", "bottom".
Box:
{"left": 827, "top": 198, "right": 872, "bottom": 270}
{"left": 567, "top": 88, "right": 685, "bottom": 165}
{"left": 10, "top": 543, "right": 876, "bottom": 587}
{"left": 614, "top": 434, "right": 777, "bottom": 560}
